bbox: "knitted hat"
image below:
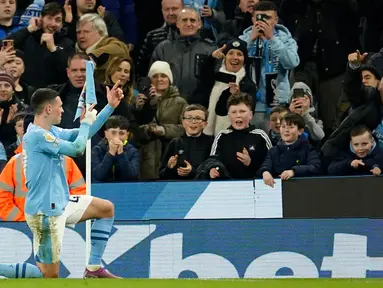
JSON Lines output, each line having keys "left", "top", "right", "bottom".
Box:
{"left": 148, "top": 61, "right": 173, "bottom": 84}
{"left": 0, "top": 72, "right": 15, "bottom": 89}
{"left": 15, "top": 49, "right": 25, "bottom": 63}
{"left": 223, "top": 38, "right": 248, "bottom": 63}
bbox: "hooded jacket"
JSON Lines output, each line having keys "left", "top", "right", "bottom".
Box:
{"left": 328, "top": 143, "right": 383, "bottom": 176}
{"left": 91, "top": 139, "right": 140, "bottom": 182}
{"left": 289, "top": 82, "right": 325, "bottom": 142}
{"left": 257, "top": 138, "right": 321, "bottom": 178}
{"left": 240, "top": 24, "right": 299, "bottom": 112}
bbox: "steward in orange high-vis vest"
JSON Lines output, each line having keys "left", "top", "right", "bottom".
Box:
{"left": 0, "top": 144, "right": 86, "bottom": 221}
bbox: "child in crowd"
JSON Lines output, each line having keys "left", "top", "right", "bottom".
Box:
{"left": 259, "top": 113, "right": 322, "bottom": 187}
{"left": 268, "top": 106, "right": 289, "bottom": 146}
{"left": 328, "top": 125, "right": 383, "bottom": 176}
{"left": 208, "top": 92, "right": 272, "bottom": 180}
{"left": 159, "top": 104, "right": 214, "bottom": 180}
{"left": 6, "top": 112, "right": 24, "bottom": 159}
{"left": 92, "top": 116, "right": 140, "bottom": 182}
{"left": 289, "top": 82, "right": 325, "bottom": 145}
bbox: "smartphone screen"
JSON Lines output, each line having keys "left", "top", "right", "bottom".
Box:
{"left": 2, "top": 40, "right": 14, "bottom": 51}
{"left": 293, "top": 88, "right": 305, "bottom": 98}
{"left": 215, "top": 72, "right": 237, "bottom": 84}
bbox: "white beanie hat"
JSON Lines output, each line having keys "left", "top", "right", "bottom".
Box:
{"left": 148, "top": 61, "right": 173, "bottom": 84}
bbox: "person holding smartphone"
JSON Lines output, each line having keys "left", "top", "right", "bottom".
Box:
{"left": 289, "top": 82, "right": 325, "bottom": 146}
{"left": 194, "top": 38, "right": 257, "bottom": 137}
{"left": 239, "top": 1, "right": 299, "bottom": 132}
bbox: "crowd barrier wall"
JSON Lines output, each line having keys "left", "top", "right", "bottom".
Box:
{"left": 1, "top": 177, "right": 382, "bottom": 279}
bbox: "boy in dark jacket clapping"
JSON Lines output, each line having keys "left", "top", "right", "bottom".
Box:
{"left": 92, "top": 116, "right": 140, "bottom": 182}
{"left": 258, "top": 113, "right": 321, "bottom": 187}
{"left": 159, "top": 104, "right": 213, "bottom": 180}
{"left": 328, "top": 125, "right": 383, "bottom": 176}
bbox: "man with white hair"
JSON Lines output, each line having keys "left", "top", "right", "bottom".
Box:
{"left": 76, "top": 13, "right": 130, "bottom": 84}
{"left": 151, "top": 7, "right": 216, "bottom": 105}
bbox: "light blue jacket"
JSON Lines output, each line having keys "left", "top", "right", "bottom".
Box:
{"left": 240, "top": 24, "right": 299, "bottom": 112}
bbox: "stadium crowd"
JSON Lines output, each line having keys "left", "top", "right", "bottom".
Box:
{"left": 1, "top": 0, "right": 383, "bottom": 221}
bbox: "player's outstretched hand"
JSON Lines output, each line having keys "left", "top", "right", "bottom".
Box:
{"left": 81, "top": 104, "right": 98, "bottom": 125}
{"left": 107, "top": 80, "right": 124, "bottom": 108}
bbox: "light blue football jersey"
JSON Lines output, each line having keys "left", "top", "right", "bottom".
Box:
{"left": 23, "top": 124, "right": 80, "bottom": 216}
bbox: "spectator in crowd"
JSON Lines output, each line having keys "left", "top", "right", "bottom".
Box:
{"left": 280, "top": 0, "right": 360, "bottom": 136}
{"left": 0, "top": 0, "right": 23, "bottom": 40}
{"left": 104, "top": 56, "right": 136, "bottom": 105}
{"left": 207, "top": 92, "right": 272, "bottom": 180}
{"left": 5, "top": 112, "right": 24, "bottom": 159}
{"left": 75, "top": 13, "right": 130, "bottom": 84}
{"left": 0, "top": 72, "right": 25, "bottom": 147}
{"left": 159, "top": 104, "right": 213, "bottom": 180}
{"left": 240, "top": 1, "right": 299, "bottom": 131}
{"left": 6, "top": 2, "right": 74, "bottom": 88}
{"left": 92, "top": 115, "right": 140, "bottom": 182}
{"left": 328, "top": 125, "right": 383, "bottom": 177}
{"left": 259, "top": 112, "right": 321, "bottom": 187}
{"left": 48, "top": 52, "right": 92, "bottom": 130}
{"left": 63, "top": 0, "right": 125, "bottom": 43}
{"left": 268, "top": 105, "right": 288, "bottom": 146}
{"left": 184, "top": 0, "right": 225, "bottom": 41}
{"left": 0, "top": 146, "right": 86, "bottom": 221}
{"left": 218, "top": 0, "right": 257, "bottom": 45}
{"left": 3, "top": 49, "right": 35, "bottom": 105}
{"left": 197, "top": 38, "right": 257, "bottom": 135}
{"left": 151, "top": 7, "right": 216, "bottom": 103}
{"left": 289, "top": 82, "right": 325, "bottom": 145}
{"left": 136, "top": 0, "right": 183, "bottom": 79}
{"left": 0, "top": 141, "right": 6, "bottom": 172}
{"left": 135, "top": 61, "right": 187, "bottom": 179}
{"left": 321, "top": 51, "right": 383, "bottom": 164}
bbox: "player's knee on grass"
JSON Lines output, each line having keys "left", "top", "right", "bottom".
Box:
{"left": 38, "top": 263, "right": 59, "bottom": 278}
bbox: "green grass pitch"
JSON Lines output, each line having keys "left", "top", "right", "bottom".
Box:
{"left": 1, "top": 279, "right": 383, "bottom": 288}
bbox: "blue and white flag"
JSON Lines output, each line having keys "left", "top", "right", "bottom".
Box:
{"left": 74, "top": 60, "right": 97, "bottom": 121}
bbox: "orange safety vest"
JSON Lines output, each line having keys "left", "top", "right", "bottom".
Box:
{"left": 0, "top": 151, "right": 86, "bottom": 221}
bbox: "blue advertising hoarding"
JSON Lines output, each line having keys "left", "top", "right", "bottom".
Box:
{"left": 0, "top": 219, "right": 382, "bottom": 279}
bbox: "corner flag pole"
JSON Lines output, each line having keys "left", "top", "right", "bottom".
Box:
{"left": 74, "top": 61, "right": 97, "bottom": 266}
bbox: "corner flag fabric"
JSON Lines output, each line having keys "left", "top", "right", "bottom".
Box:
{"left": 74, "top": 61, "right": 97, "bottom": 121}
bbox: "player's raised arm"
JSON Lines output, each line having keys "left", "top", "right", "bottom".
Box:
{"left": 56, "top": 80, "right": 124, "bottom": 141}
{"left": 88, "top": 81, "right": 124, "bottom": 137}
{"left": 24, "top": 89, "right": 98, "bottom": 157}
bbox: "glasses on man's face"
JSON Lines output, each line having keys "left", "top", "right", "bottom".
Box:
{"left": 183, "top": 116, "right": 206, "bottom": 123}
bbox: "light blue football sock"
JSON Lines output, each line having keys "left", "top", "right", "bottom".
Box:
{"left": 88, "top": 216, "right": 114, "bottom": 266}
{"left": 0, "top": 263, "right": 42, "bottom": 278}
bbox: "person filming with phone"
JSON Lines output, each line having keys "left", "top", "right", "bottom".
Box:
{"left": 288, "top": 82, "right": 325, "bottom": 147}
{"left": 239, "top": 1, "right": 299, "bottom": 132}
{"left": 5, "top": 2, "right": 74, "bottom": 88}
